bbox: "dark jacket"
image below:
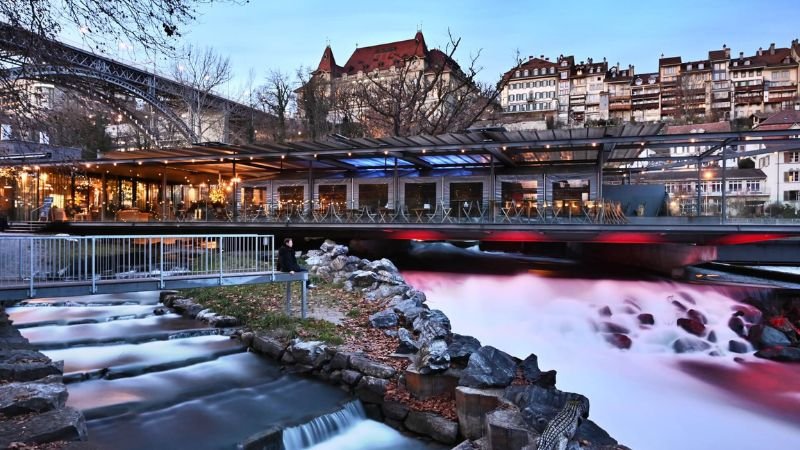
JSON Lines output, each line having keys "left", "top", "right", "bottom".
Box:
{"left": 278, "top": 245, "right": 302, "bottom": 272}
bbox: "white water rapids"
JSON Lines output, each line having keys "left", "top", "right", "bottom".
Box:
{"left": 404, "top": 271, "right": 800, "bottom": 450}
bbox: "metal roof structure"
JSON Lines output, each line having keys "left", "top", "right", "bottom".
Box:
{"left": 4, "top": 124, "right": 800, "bottom": 184}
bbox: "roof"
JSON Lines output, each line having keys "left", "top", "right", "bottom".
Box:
{"left": 708, "top": 48, "right": 730, "bottom": 60}
{"left": 571, "top": 61, "right": 608, "bottom": 78}
{"left": 757, "top": 110, "right": 800, "bottom": 128}
{"left": 659, "top": 56, "right": 682, "bottom": 66}
{"left": 730, "top": 47, "right": 796, "bottom": 69}
{"left": 636, "top": 168, "right": 767, "bottom": 182}
{"left": 502, "top": 57, "right": 558, "bottom": 82}
{"left": 665, "top": 121, "right": 731, "bottom": 134}
{"left": 682, "top": 59, "right": 711, "bottom": 72}
{"left": 605, "top": 66, "right": 634, "bottom": 83}
{"left": 315, "top": 46, "right": 341, "bottom": 75}
{"left": 631, "top": 73, "right": 659, "bottom": 86}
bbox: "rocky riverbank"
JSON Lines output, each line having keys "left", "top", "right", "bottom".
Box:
{"left": 741, "top": 293, "right": 800, "bottom": 363}
{"left": 165, "top": 240, "right": 632, "bottom": 449}
{"left": 0, "top": 306, "right": 89, "bottom": 449}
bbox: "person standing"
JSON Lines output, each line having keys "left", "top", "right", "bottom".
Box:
{"left": 278, "top": 238, "right": 316, "bottom": 288}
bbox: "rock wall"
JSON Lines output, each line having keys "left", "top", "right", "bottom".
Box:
{"left": 0, "top": 306, "right": 89, "bottom": 449}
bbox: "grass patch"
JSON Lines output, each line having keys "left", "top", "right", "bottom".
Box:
{"left": 181, "top": 282, "right": 359, "bottom": 345}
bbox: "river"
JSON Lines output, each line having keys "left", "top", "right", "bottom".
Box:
{"left": 403, "top": 262, "right": 800, "bottom": 450}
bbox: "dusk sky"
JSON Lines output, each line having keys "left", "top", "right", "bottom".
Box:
{"left": 78, "top": 0, "right": 800, "bottom": 96}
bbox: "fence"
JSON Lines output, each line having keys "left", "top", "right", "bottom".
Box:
{"left": 0, "top": 234, "right": 276, "bottom": 298}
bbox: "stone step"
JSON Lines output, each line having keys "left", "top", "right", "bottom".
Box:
{"left": 0, "top": 407, "right": 88, "bottom": 448}
{"left": 0, "top": 376, "right": 68, "bottom": 416}
{"left": 0, "top": 349, "right": 63, "bottom": 382}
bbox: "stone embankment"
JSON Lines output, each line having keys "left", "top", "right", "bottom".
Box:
{"left": 163, "top": 239, "right": 631, "bottom": 450}
{"left": 0, "top": 307, "right": 89, "bottom": 449}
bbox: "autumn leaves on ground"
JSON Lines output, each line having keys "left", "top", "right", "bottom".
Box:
{"left": 182, "top": 278, "right": 457, "bottom": 419}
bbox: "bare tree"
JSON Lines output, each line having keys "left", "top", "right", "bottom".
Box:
{"left": 172, "top": 45, "right": 232, "bottom": 141}
{"left": 257, "top": 70, "right": 294, "bottom": 143}
{"left": 345, "top": 30, "right": 502, "bottom": 137}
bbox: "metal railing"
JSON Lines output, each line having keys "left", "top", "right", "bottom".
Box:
{"left": 0, "top": 234, "right": 275, "bottom": 297}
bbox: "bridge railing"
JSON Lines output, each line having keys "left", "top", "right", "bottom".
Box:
{"left": 0, "top": 234, "right": 275, "bottom": 297}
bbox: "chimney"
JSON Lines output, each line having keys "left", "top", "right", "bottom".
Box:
{"left": 725, "top": 48, "right": 730, "bottom": 59}
{"left": 723, "top": 44, "right": 727, "bottom": 49}
{"left": 540, "top": 54, "right": 544, "bottom": 59}
{"left": 588, "top": 57, "right": 593, "bottom": 64}
{"left": 757, "top": 47, "right": 763, "bottom": 56}
{"left": 545, "top": 57, "right": 550, "bottom": 61}
{"left": 603, "top": 56, "right": 607, "bottom": 63}
{"left": 739, "top": 51, "right": 744, "bottom": 59}
{"left": 770, "top": 43, "right": 775, "bottom": 54}
{"left": 528, "top": 55, "right": 533, "bottom": 60}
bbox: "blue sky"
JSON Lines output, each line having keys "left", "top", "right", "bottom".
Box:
{"left": 91, "top": 0, "right": 800, "bottom": 94}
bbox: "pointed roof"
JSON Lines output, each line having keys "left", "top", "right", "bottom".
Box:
{"left": 340, "top": 31, "right": 440, "bottom": 75}
{"left": 315, "top": 45, "right": 341, "bottom": 75}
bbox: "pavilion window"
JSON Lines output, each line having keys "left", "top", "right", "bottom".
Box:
{"left": 318, "top": 184, "right": 347, "bottom": 210}
{"left": 449, "top": 182, "right": 483, "bottom": 214}
{"left": 404, "top": 183, "right": 436, "bottom": 209}
{"left": 358, "top": 183, "right": 389, "bottom": 209}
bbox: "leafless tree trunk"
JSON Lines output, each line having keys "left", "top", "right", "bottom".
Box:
{"left": 257, "top": 70, "right": 294, "bottom": 143}
{"left": 172, "top": 44, "right": 232, "bottom": 141}
{"left": 296, "top": 67, "right": 331, "bottom": 140}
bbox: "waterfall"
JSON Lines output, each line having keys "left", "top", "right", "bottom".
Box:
{"left": 282, "top": 401, "right": 366, "bottom": 450}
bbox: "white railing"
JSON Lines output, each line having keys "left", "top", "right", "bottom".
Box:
{"left": 0, "top": 234, "right": 275, "bottom": 296}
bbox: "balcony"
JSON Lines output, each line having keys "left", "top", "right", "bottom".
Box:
{"left": 765, "top": 81, "right": 797, "bottom": 91}
{"left": 609, "top": 102, "right": 632, "bottom": 111}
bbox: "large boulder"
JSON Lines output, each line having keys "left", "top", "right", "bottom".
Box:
{"left": 320, "top": 240, "right": 337, "bottom": 253}
{"left": 392, "top": 300, "right": 427, "bottom": 325}
{"left": 575, "top": 419, "right": 619, "bottom": 448}
{"left": 404, "top": 411, "right": 459, "bottom": 445}
{"left": 417, "top": 338, "right": 451, "bottom": 374}
{"left": 749, "top": 325, "right": 792, "bottom": 349}
{"left": 252, "top": 336, "right": 286, "bottom": 360}
{"left": 355, "top": 376, "right": 389, "bottom": 404}
{"left": 375, "top": 270, "right": 406, "bottom": 286}
{"left": 367, "top": 258, "right": 399, "bottom": 274}
{"left": 331, "top": 244, "right": 349, "bottom": 257}
{"left": 755, "top": 346, "right": 800, "bottom": 362}
{"left": 365, "top": 284, "right": 408, "bottom": 302}
{"left": 369, "top": 309, "right": 399, "bottom": 329}
{"left": 349, "top": 355, "right": 396, "bottom": 379}
{"left": 448, "top": 334, "right": 482, "bottom": 367}
{"left": 728, "top": 316, "right": 746, "bottom": 337}
{"left": 520, "top": 354, "right": 557, "bottom": 388}
{"left": 0, "top": 379, "right": 68, "bottom": 416}
{"left": 459, "top": 346, "right": 516, "bottom": 388}
{"left": 350, "top": 270, "right": 379, "bottom": 288}
{"left": 330, "top": 255, "right": 348, "bottom": 272}
{"left": 0, "top": 406, "right": 87, "bottom": 445}
{"left": 396, "top": 328, "right": 420, "bottom": 354}
{"left": 413, "top": 309, "right": 452, "bottom": 342}
{"left": 677, "top": 318, "right": 706, "bottom": 337}
{"left": 504, "top": 385, "right": 590, "bottom": 433}
{"left": 289, "top": 340, "right": 327, "bottom": 366}
{"left": 673, "top": 337, "right": 712, "bottom": 354}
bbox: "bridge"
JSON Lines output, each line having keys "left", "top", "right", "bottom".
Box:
{"left": 0, "top": 234, "right": 310, "bottom": 312}
{"left": 0, "top": 23, "right": 271, "bottom": 146}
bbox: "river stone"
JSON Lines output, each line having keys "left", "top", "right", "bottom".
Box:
{"left": 749, "top": 325, "right": 792, "bottom": 349}
{"left": 404, "top": 411, "right": 459, "bottom": 445}
{"left": 728, "top": 340, "right": 749, "bottom": 354}
{"left": 459, "top": 346, "right": 516, "bottom": 389}
{"left": 171, "top": 298, "right": 204, "bottom": 318}
{"left": 637, "top": 313, "right": 655, "bottom": 325}
{"left": 673, "top": 337, "right": 712, "bottom": 353}
{"left": 341, "top": 369, "right": 363, "bottom": 386}
{"left": 396, "top": 328, "right": 419, "bottom": 354}
{"left": 448, "top": 334, "right": 481, "bottom": 366}
{"left": 504, "top": 385, "right": 590, "bottom": 433}
{"left": 728, "top": 316, "right": 746, "bottom": 337}
{"left": 350, "top": 270, "right": 379, "bottom": 288}
{"left": 687, "top": 309, "right": 708, "bottom": 325}
{"left": 755, "top": 346, "right": 800, "bottom": 362}
{"left": 375, "top": 270, "right": 405, "bottom": 285}
{"left": 252, "top": 336, "right": 285, "bottom": 360}
{"left": 330, "top": 255, "right": 348, "bottom": 272}
{"left": 366, "top": 284, "right": 408, "bottom": 302}
{"left": 369, "top": 309, "right": 399, "bottom": 329}
{"left": 413, "top": 309, "right": 452, "bottom": 342}
{"left": 485, "top": 408, "right": 534, "bottom": 450}
{"left": 0, "top": 406, "right": 87, "bottom": 446}
{"left": 355, "top": 376, "right": 389, "bottom": 404}
{"left": 604, "top": 333, "right": 633, "bottom": 350}
{"left": 158, "top": 290, "right": 179, "bottom": 302}
{"left": 417, "top": 338, "right": 451, "bottom": 374}
{"left": 677, "top": 318, "right": 706, "bottom": 337}
{"left": 0, "top": 381, "right": 68, "bottom": 416}
{"left": 404, "top": 288, "right": 427, "bottom": 303}
{"left": 349, "top": 355, "right": 396, "bottom": 379}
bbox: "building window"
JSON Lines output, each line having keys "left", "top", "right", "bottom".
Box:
{"left": 698, "top": 63, "right": 705, "bottom": 70}
{"left": 786, "top": 170, "right": 800, "bottom": 182}
{"left": 759, "top": 156, "right": 770, "bottom": 168}
{"left": 728, "top": 180, "right": 742, "bottom": 192}
{"left": 788, "top": 152, "right": 800, "bottom": 163}
{"left": 710, "top": 181, "right": 722, "bottom": 192}
{"left": 746, "top": 181, "right": 760, "bottom": 192}
{"left": 784, "top": 191, "right": 800, "bottom": 201}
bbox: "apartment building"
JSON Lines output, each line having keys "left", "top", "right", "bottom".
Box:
{"left": 499, "top": 56, "right": 559, "bottom": 117}
{"left": 498, "top": 40, "right": 799, "bottom": 128}
{"left": 752, "top": 109, "right": 800, "bottom": 208}
{"left": 606, "top": 64, "right": 634, "bottom": 123}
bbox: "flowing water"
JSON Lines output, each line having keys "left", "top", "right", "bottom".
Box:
{"left": 404, "top": 262, "right": 800, "bottom": 450}
{"left": 8, "top": 292, "right": 436, "bottom": 450}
